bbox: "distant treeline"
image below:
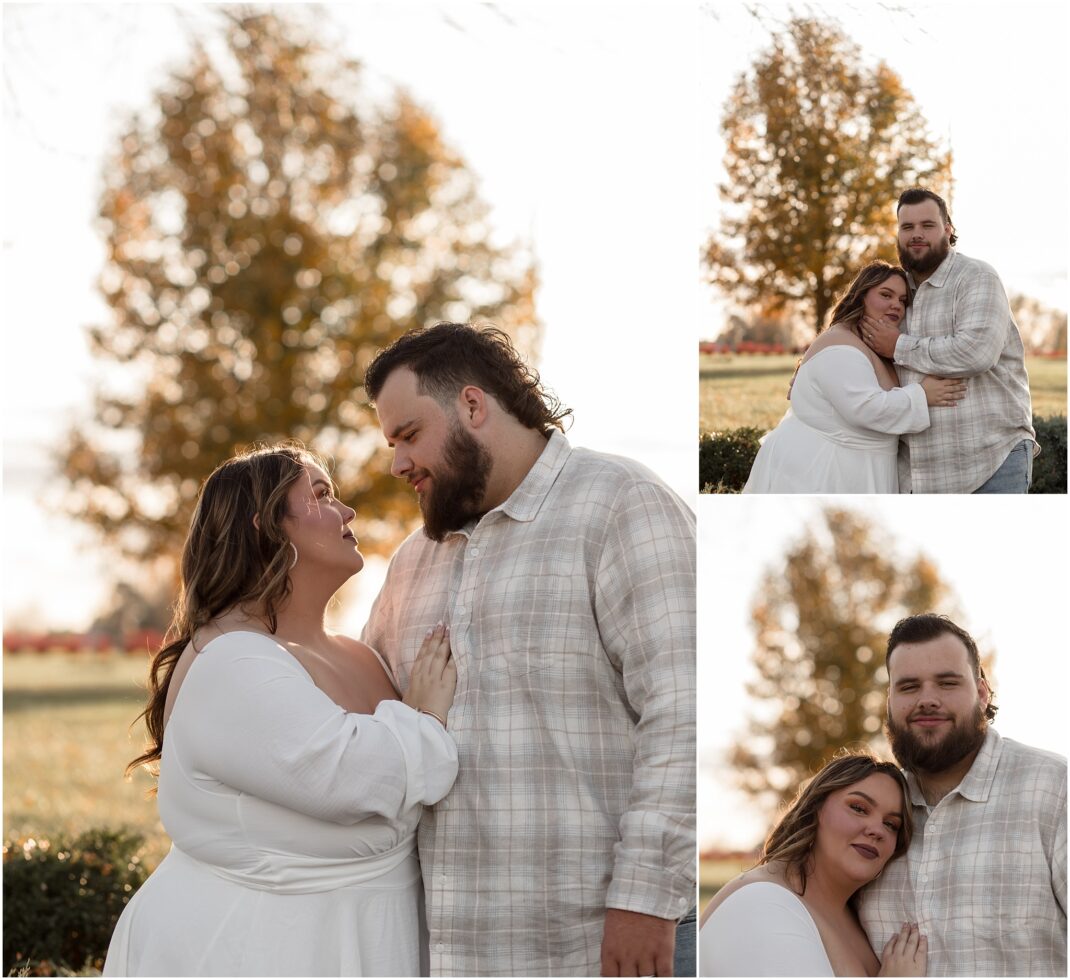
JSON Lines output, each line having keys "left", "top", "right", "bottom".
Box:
{"left": 3, "top": 631, "right": 164, "bottom": 655}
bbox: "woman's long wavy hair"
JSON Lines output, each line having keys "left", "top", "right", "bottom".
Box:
{"left": 126, "top": 442, "right": 324, "bottom": 780}
{"left": 758, "top": 752, "right": 914, "bottom": 894}
{"left": 828, "top": 262, "right": 912, "bottom": 330}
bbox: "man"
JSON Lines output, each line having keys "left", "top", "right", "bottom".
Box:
{"left": 361, "top": 323, "right": 696, "bottom": 977}
{"left": 858, "top": 614, "right": 1067, "bottom": 976}
{"left": 860, "top": 188, "right": 1036, "bottom": 493}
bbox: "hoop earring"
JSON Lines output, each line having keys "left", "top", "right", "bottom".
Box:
{"left": 289, "top": 543, "right": 298, "bottom": 569}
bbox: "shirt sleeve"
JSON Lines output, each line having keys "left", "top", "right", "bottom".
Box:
{"left": 176, "top": 635, "right": 458, "bottom": 824}
{"left": 597, "top": 478, "right": 697, "bottom": 921}
{"left": 700, "top": 884, "right": 834, "bottom": 977}
{"left": 813, "top": 346, "right": 930, "bottom": 434}
{"left": 1052, "top": 768, "right": 1067, "bottom": 918}
{"left": 894, "top": 269, "right": 1012, "bottom": 377}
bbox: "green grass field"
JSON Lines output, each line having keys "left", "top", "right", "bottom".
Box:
{"left": 3, "top": 653, "right": 170, "bottom": 870}
{"left": 700, "top": 354, "right": 1068, "bottom": 433}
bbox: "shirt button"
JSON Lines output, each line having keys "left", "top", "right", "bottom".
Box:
{"left": 436, "top": 943, "right": 444, "bottom": 952}
{"left": 456, "top": 606, "right": 467, "bottom": 616}
{"left": 469, "top": 547, "right": 480, "bottom": 557}
{"left": 921, "top": 874, "right": 929, "bottom": 883}
{"left": 439, "top": 874, "right": 447, "bottom": 883}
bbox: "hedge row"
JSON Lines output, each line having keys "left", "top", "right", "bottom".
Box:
{"left": 3, "top": 829, "right": 148, "bottom": 976}
{"left": 700, "top": 415, "right": 1068, "bottom": 494}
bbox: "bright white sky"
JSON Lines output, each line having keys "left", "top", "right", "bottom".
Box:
{"left": 2, "top": 3, "right": 699, "bottom": 632}
{"left": 699, "top": 494, "right": 1069, "bottom": 850}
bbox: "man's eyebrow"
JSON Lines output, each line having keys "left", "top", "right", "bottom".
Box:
{"left": 846, "top": 791, "right": 902, "bottom": 818}
{"left": 386, "top": 419, "right": 418, "bottom": 444}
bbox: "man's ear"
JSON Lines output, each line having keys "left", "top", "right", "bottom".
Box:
{"left": 458, "top": 385, "right": 489, "bottom": 428}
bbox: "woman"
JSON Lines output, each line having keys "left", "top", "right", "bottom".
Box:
{"left": 699, "top": 754, "right": 927, "bottom": 977}
{"left": 104, "top": 444, "right": 458, "bottom": 977}
{"left": 743, "top": 262, "right": 967, "bottom": 493}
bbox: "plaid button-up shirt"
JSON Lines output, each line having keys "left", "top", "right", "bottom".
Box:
{"left": 858, "top": 729, "right": 1067, "bottom": 976}
{"left": 363, "top": 431, "right": 696, "bottom": 977}
{"left": 893, "top": 250, "right": 1036, "bottom": 493}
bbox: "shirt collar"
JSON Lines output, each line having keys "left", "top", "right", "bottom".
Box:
{"left": 439, "top": 430, "right": 571, "bottom": 541}
{"left": 494, "top": 428, "right": 571, "bottom": 523}
{"left": 907, "top": 247, "right": 957, "bottom": 292}
{"left": 905, "top": 726, "right": 1003, "bottom": 807}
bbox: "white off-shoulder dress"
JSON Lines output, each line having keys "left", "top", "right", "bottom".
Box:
{"left": 103, "top": 631, "right": 458, "bottom": 978}
{"left": 743, "top": 345, "right": 930, "bottom": 493}
{"left": 700, "top": 882, "right": 834, "bottom": 977}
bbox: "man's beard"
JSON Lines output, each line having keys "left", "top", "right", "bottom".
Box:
{"left": 885, "top": 702, "right": 988, "bottom": 775}
{"left": 898, "top": 233, "right": 951, "bottom": 276}
{"left": 420, "top": 422, "right": 492, "bottom": 543}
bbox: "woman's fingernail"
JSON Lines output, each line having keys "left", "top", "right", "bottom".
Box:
{"left": 426, "top": 628, "right": 433, "bottom": 637}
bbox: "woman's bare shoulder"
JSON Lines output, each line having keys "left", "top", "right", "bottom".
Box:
{"left": 700, "top": 865, "right": 794, "bottom": 925}
{"left": 802, "top": 325, "right": 870, "bottom": 360}
{"left": 800, "top": 327, "right": 873, "bottom": 365}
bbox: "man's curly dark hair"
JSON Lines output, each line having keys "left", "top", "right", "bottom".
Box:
{"left": 364, "top": 322, "right": 572, "bottom": 435}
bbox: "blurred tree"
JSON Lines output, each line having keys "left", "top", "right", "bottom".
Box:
{"left": 61, "top": 9, "right": 539, "bottom": 564}
{"left": 731, "top": 507, "right": 992, "bottom": 814}
{"left": 716, "top": 297, "right": 808, "bottom": 349}
{"left": 706, "top": 17, "right": 952, "bottom": 335}
{"left": 89, "top": 575, "right": 172, "bottom": 642}
{"left": 1009, "top": 293, "right": 1068, "bottom": 354}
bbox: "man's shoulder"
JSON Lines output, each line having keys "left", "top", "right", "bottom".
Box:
{"left": 564, "top": 445, "right": 671, "bottom": 490}
{"left": 999, "top": 734, "right": 1068, "bottom": 774}
{"left": 948, "top": 250, "right": 1003, "bottom": 283}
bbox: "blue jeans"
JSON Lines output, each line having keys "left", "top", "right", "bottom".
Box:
{"left": 674, "top": 905, "right": 697, "bottom": 977}
{"left": 973, "top": 439, "right": 1033, "bottom": 494}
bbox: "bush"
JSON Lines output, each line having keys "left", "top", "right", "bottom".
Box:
{"left": 699, "top": 416, "right": 1068, "bottom": 494}
{"left": 3, "top": 829, "right": 149, "bottom": 976}
{"left": 1031, "top": 415, "right": 1067, "bottom": 493}
{"left": 699, "top": 427, "right": 763, "bottom": 493}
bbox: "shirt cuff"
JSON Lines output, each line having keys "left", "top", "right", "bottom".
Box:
{"left": 894, "top": 333, "right": 916, "bottom": 364}
{"left": 606, "top": 864, "right": 695, "bottom": 921}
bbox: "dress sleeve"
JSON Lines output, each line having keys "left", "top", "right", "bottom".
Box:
{"left": 700, "top": 884, "right": 834, "bottom": 977}
{"left": 597, "top": 478, "right": 697, "bottom": 921}
{"left": 175, "top": 634, "right": 458, "bottom": 825}
{"left": 813, "top": 346, "right": 930, "bottom": 435}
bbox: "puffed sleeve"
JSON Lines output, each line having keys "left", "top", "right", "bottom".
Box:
{"left": 174, "top": 633, "right": 458, "bottom": 825}
{"left": 700, "top": 883, "right": 834, "bottom": 977}
{"left": 813, "top": 345, "right": 930, "bottom": 435}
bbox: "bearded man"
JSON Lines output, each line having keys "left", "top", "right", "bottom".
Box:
{"left": 859, "top": 188, "right": 1037, "bottom": 493}
{"left": 361, "top": 323, "right": 696, "bottom": 977}
{"left": 858, "top": 614, "right": 1067, "bottom": 976}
